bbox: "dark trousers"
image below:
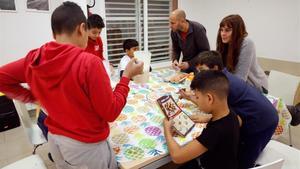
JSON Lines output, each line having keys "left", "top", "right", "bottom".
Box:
{"left": 37, "top": 110, "right": 48, "bottom": 140}
{"left": 178, "top": 158, "right": 203, "bottom": 169}
{"left": 238, "top": 122, "right": 278, "bottom": 169}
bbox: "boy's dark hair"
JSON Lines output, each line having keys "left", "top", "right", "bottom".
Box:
{"left": 51, "top": 1, "right": 87, "bottom": 36}
{"left": 191, "top": 70, "right": 229, "bottom": 100}
{"left": 87, "top": 14, "right": 105, "bottom": 29}
{"left": 194, "top": 51, "right": 224, "bottom": 70}
{"left": 123, "top": 39, "right": 139, "bottom": 51}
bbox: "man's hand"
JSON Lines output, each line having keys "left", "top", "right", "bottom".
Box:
{"left": 123, "top": 58, "right": 144, "bottom": 79}
{"left": 178, "top": 61, "right": 189, "bottom": 70}
{"left": 172, "top": 60, "right": 179, "bottom": 70}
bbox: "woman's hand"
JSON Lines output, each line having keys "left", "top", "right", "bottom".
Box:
{"left": 190, "top": 114, "right": 212, "bottom": 123}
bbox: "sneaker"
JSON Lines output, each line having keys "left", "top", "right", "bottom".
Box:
{"left": 287, "top": 103, "right": 300, "bottom": 126}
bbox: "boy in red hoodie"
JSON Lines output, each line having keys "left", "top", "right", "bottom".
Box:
{"left": 0, "top": 2, "right": 143, "bottom": 169}
{"left": 85, "top": 14, "right": 105, "bottom": 60}
{"left": 85, "top": 14, "right": 115, "bottom": 78}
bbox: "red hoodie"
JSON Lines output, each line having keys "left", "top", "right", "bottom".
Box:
{"left": 85, "top": 37, "right": 104, "bottom": 60}
{"left": 0, "top": 41, "right": 130, "bottom": 143}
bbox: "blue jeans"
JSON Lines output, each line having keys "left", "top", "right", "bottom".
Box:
{"left": 238, "top": 122, "right": 278, "bottom": 169}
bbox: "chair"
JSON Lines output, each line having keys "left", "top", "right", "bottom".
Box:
{"left": 255, "top": 140, "right": 300, "bottom": 169}
{"left": 268, "top": 70, "right": 300, "bottom": 105}
{"left": 1, "top": 154, "right": 47, "bottom": 169}
{"left": 267, "top": 70, "right": 300, "bottom": 146}
{"left": 13, "top": 100, "right": 47, "bottom": 154}
{"left": 250, "top": 159, "right": 284, "bottom": 169}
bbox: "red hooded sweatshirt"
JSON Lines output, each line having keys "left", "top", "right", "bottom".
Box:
{"left": 85, "top": 37, "right": 104, "bottom": 60}
{"left": 0, "top": 41, "right": 130, "bottom": 143}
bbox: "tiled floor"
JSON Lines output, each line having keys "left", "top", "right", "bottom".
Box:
{"left": 0, "top": 126, "right": 55, "bottom": 168}
{"left": 0, "top": 125, "right": 300, "bottom": 169}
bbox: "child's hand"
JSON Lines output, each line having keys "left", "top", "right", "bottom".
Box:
{"left": 123, "top": 58, "right": 144, "bottom": 79}
{"left": 177, "top": 88, "right": 192, "bottom": 100}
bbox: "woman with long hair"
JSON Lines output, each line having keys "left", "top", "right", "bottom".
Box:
{"left": 217, "top": 14, "right": 268, "bottom": 93}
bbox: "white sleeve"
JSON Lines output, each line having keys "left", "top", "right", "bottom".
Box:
{"left": 119, "top": 57, "right": 129, "bottom": 71}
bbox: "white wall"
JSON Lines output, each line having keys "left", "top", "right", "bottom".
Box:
{"left": 65, "top": 0, "right": 87, "bottom": 17}
{"left": 179, "top": 0, "right": 300, "bottom": 63}
{"left": 0, "top": 0, "right": 91, "bottom": 66}
{"left": 0, "top": 0, "right": 63, "bottom": 66}
{"left": 2, "top": 0, "right": 299, "bottom": 65}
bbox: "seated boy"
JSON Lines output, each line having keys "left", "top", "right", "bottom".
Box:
{"left": 164, "top": 70, "right": 240, "bottom": 169}
{"left": 179, "top": 51, "right": 278, "bottom": 169}
{"left": 118, "top": 39, "right": 152, "bottom": 78}
{"left": 119, "top": 39, "right": 139, "bottom": 77}
{"left": 85, "top": 14, "right": 105, "bottom": 60}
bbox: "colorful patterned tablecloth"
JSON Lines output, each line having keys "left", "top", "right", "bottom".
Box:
{"left": 109, "top": 69, "right": 204, "bottom": 163}
{"left": 109, "top": 68, "right": 292, "bottom": 163}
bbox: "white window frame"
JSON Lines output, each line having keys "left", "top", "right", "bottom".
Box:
{"left": 104, "top": 0, "right": 172, "bottom": 69}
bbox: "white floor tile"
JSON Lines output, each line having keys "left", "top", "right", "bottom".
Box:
{"left": 0, "top": 132, "right": 5, "bottom": 144}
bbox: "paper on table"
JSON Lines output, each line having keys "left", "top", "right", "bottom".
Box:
{"left": 134, "top": 51, "right": 151, "bottom": 73}
{"left": 157, "top": 95, "right": 195, "bottom": 137}
{"left": 133, "top": 51, "right": 152, "bottom": 83}
{"left": 178, "top": 53, "right": 183, "bottom": 65}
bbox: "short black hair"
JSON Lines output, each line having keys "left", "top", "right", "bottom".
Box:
{"left": 123, "top": 39, "right": 139, "bottom": 51}
{"left": 190, "top": 70, "right": 229, "bottom": 100}
{"left": 87, "top": 14, "right": 105, "bottom": 29}
{"left": 51, "top": 1, "right": 87, "bottom": 36}
{"left": 194, "top": 51, "right": 224, "bottom": 70}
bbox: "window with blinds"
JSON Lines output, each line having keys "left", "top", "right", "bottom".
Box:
{"left": 105, "top": 0, "right": 172, "bottom": 66}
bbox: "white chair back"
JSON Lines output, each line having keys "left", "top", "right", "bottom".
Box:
{"left": 13, "top": 100, "right": 46, "bottom": 145}
{"left": 268, "top": 70, "right": 300, "bottom": 105}
{"left": 250, "top": 159, "right": 284, "bottom": 169}
{"left": 255, "top": 140, "right": 300, "bottom": 169}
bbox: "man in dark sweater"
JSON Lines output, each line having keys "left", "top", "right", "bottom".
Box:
{"left": 170, "top": 9, "right": 210, "bottom": 73}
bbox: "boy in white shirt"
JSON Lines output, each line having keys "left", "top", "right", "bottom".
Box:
{"left": 118, "top": 39, "right": 139, "bottom": 77}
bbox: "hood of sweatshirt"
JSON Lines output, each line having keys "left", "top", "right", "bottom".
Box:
{"left": 27, "top": 41, "right": 83, "bottom": 88}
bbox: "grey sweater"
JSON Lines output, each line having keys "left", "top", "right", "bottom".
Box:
{"left": 234, "top": 37, "right": 268, "bottom": 91}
